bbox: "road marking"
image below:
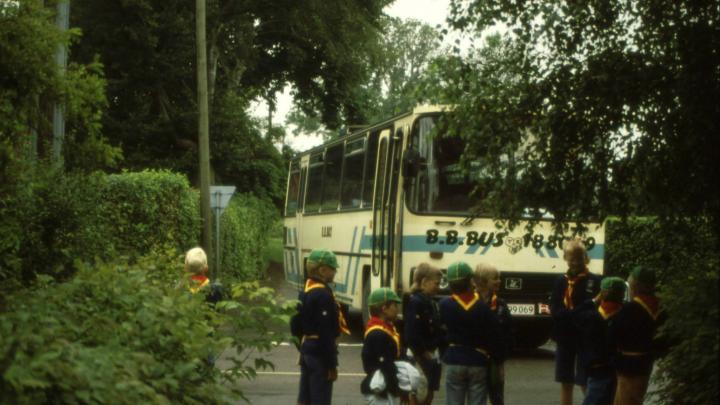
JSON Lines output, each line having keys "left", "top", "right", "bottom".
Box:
{"left": 255, "top": 371, "right": 365, "bottom": 377}
{"left": 272, "top": 341, "right": 363, "bottom": 348}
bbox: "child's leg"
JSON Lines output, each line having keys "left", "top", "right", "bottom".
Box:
{"left": 444, "top": 364, "right": 468, "bottom": 405}
{"left": 304, "top": 354, "right": 333, "bottom": 405}
{"left": 561, "top": 383, "right": 574, "bottom": 405}
{"left": 466, "top": 365, "right": 489, "bottom": 405}
{"left": 555, "top": 342, "right": 577, "bottom": 405}
{"left": 297, "top": 356, "right": 310, "bottom": 405}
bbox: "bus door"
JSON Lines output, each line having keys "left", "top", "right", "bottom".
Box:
{"left": 372, "top": 128, "right": 402, "bottom": 288}
{"left": 295, "top": 159, "right": 308, "bottom": 281}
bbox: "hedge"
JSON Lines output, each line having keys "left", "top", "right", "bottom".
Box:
{"left": 604, "top": 217, "right": 719, "bottom": 404}
{"left": 99, "top": 170, "right": 200, "bottom": 258}
{"left": 215, "top": 193, "right": 278, "bottom": 281}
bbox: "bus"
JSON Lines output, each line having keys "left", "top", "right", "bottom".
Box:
{"left": 282, "top": 105, "right": 605, "bottom": 347}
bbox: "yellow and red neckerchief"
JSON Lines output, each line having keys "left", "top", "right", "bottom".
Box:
{"left": 598, "top": 300, "right": 622, "bottom": 320}
{"left": 189, "top": 274, "right": 209, "bottom": 294}
{"left": 365, "top": 315, "right": 400, "bottom": 358}
{"left": 633, "top": 294, "right": 661, "bottom": 321}
{"left": 489, "top": 293, "right": 498, "bottom": 311}
{"left": 564, "top": 269, "right": 589, "bottom": 309}
{"left": 304, "top": 278, "right": 351, "bottom": 335}
{"left": 452, "top": 291, "right": 480, "bottom": 311}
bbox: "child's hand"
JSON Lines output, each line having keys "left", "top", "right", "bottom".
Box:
{"left": 327, "top": 368, "right": 338, "bottom": 381}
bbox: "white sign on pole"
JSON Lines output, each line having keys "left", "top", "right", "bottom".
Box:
{"left": 210, "top": 186, "right": 236, "bottom": 214}
{"left": 210, "top": 185, "right": 235, "bottom": 282}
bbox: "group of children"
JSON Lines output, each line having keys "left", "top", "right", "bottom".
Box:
{"left": 180, "top": 239, "right": 664, "bottom": 405}
{"left": 550, "top": 239, "right": 665, "bottom": 405}
{"left": 293, "top": 249, "right": 514, "bottom": 405}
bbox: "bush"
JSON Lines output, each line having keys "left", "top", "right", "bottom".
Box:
{"left": 100, "top": 170, "right": 200, "bottom": 257}
{"left": 0, "top": 168, "right": 201, "bottom": 302}
{"left": 605, "top": 217, "right": 719, "bottom": 403}
{"left": 216, "top": 194, "right": 278, "bottom": 282}
{"left": 0, "top": 250, "right": 294, "bottom": 404}
{"left": 0, "top": 167, "right": 106, "bottom": 291}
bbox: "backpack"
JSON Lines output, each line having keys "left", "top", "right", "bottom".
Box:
{"left": 289, "top": 295, "right": 305, "bottom": 349}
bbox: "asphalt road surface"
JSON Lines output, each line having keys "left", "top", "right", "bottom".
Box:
{"left": 221, "top": 263, "right": 657, "bottom": 404}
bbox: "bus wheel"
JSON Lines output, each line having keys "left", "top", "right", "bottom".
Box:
{"left": 514, "top": 321, "right": 552, "bottom": 349}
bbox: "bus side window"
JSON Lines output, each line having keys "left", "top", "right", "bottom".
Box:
{"left": 305, "top": 153, "right": 323, "bottom": 213}
{"left": 298, "top": 167, "right": 307, "bottom": 212}
{"left": 362, "top": 132, "right": 379, "bottom": 208}
{"left": 285, "top": 164, "right": 300, "bottom": 216}
{"left": 341, "top": 138, "right": 365, "bottom": 209}
{"left": 322, "top": 144, "right": 343, "bottom": 212}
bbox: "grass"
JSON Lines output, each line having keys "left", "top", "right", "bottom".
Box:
{"left": 263, "top": 237, "right": 284, "bottom": 265}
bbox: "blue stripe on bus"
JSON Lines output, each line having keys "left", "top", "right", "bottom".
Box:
{"left": 480, "top": 244, "right": 492, "bottom": 255}
{"left": 546, "top": 247, "right": 559, "bottom": 258}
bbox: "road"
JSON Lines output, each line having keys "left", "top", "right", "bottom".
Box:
{"left": 219, "top": 263, "right": 655, "bottom": 404}
{"left": 225, "top": 338, "right": 587, "bottom": 405}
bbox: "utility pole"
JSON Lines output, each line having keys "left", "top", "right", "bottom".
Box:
{"left": 196, "top": 0, "right": 213, "bottom": 266}
{"left": 52, "top": 0, "right": 70, "bottom": 167}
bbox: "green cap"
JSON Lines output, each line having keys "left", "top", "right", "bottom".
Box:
{"left": 630, "top": 265, "right": 656, "bottom": 287}
{"left": 308, "top": 249, "right": 339, "bottom": 269}
{"left": 368, "top": 287, "right": 402, "bottom": 306}
{"left": 601, "top": 276, "right": 627, "bottom": 293}
{"left": 446, "top": 261, "right": 473, "bottom": 281}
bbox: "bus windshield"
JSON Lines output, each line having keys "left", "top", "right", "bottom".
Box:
{"left": 406, "top": 115, "right": 484, "bottom": 214}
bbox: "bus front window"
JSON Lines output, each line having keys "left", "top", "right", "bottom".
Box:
{"left": 407, "top": 116, "right": 480, "bottom": 214}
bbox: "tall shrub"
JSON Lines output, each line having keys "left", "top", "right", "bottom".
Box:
{"left": 216, "top": 194, "right": 277, "bottom": 281}
{"left": 100, "top": 170, "right": 200, "bottom": 257}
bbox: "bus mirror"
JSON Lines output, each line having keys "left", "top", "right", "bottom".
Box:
{"left": 402, "top": 148, "right": 421, "bottom": 179}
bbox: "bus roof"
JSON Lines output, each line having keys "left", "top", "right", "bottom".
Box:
{"left": 294, "top": 104, "right": 450, "bottom": 158}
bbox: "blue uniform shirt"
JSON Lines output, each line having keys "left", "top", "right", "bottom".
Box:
{"left": 298, "top": 278, "right": 340, "bottom": 368}
{"left": 440, "top": 292, "right": 504, "bottom": 366}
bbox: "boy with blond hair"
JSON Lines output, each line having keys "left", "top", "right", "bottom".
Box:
{"left": 403, "top": 263, "right": 445, "bottom": 404}
{"left": 550, "top": 238, "right": 602, "bottom": 405}
{"left": 440, "top": 261, "right": 503, "bottom": 404}
{"left": 474, "top": 263, "right": 513, "bottom": 405}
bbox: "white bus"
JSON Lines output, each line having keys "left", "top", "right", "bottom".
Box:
{"left": 283, "top": 105, "right": 605, "bottom": 347}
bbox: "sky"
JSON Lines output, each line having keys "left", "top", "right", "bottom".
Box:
{"left": 253, "top": 0, "right": 453, "bottom": 152}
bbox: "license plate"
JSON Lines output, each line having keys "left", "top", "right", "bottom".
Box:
{"left": 508, "top": 303, "right": 535, "bottom": 316}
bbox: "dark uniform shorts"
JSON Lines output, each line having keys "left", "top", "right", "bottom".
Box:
{"left": 555, "top": 341, "right": 587, "bottom": 385}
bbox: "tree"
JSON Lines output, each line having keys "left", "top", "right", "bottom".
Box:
{"left": 69, "top": 0, "right": 392, "bottom": 199}
{"left": 286, "top": 16, "right": 447, "bottom": 140}
{"left": 436, "top": 1, "right": 719, "bottom": 402}
{"left": 441, "top": 0, "right": 719, "bottom": 227}
{"left": 0, "top": 0, "right": 117, "bottom": 176}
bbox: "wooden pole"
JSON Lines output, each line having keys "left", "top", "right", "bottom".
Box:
{"left": 196, "top": 0, "right": 213, "bottom": 267}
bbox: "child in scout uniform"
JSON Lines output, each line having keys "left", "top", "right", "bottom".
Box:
{"left": 550, "top": 238, "right": 602, "bottom": 405}
{"left": 362, "top": 287, "right": 418, "bottom": 405}
{"left": 403, "top": 263, "right": 446, "bottom": 405}
{"left": 473, "top": 263, "right": 513, "bottom": 405}
{"left": 183, "top": 246, "right": 222, "bottom": 303}
{"left": 296, "top": 249, "right": 350, "bottom": 405}
{"left": 609, "top": 266, "right": 666, "bottom": 405}
{"left": 575, "top": 276, "right": 627, "bottom": 405}
{"left": 440, "top": 261, "right": 503, "bottom": 405}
